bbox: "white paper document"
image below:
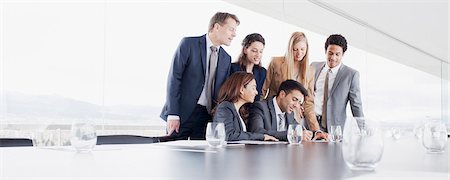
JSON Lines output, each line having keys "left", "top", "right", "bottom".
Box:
{"left": 227, "top": 140, "right": 288, "bottom": 145}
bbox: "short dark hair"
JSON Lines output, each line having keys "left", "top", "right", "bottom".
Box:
{"left": 208, "top": 12, "right": 240, "bottom": 32}
{"left": 276, "top": 80, "right": 308, "bottom": 97}
{"left": 325, "top": 34, "right": 347, "bottom": 53}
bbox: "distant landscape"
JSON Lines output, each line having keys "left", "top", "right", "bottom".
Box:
{"left": 1, "top": 91, "right": 165, "bottom": 126}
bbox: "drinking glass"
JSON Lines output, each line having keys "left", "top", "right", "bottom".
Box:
{"left": 32, "top": 130, "right": 55, "bottom": 147}
{"left": 70, "top": 122, "right": 97, "bottom": 153}
{"left": 342, "top": 117, "right": 384, "bottom": 171}
{"left": 205, "top": 122, "right": 226, "bottom": 148}
{"left": 329, "top": 125, "right": 342, "bottom": 142}
{"left": 413, "top": 121, "right": 425, "bottom": 140}
{"left": 390, "top": 128, "right": 402, "bottom": 140}
{"left": 287, "top": 124, "right": 303, "bottom": 144}
{"left": 422, "top": 119, "right": 447, "bottom": 153}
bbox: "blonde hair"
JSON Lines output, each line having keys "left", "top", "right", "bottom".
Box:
{"left": 283, "top": 32, "right": 310, "bottom": 85}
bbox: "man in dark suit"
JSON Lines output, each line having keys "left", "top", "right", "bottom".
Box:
{"left": 160, "top": 12, "right": 240, "bottom": 140}
{"left": 311, "top": 34, "right": 364, "bottom": 133}
{"left": 248, "top": 80, "right": 316, "bottom": 141}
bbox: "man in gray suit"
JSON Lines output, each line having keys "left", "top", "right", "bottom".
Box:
{"left": 311, "top": 34, "right": 364, "bottom": 133}
{"left": 248, "top": 80, "right": 314, "bottom": 141}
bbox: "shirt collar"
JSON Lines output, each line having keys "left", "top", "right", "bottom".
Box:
{"left": 272, "top": 96, "right": 284, "bottom": 116}
{"left": 325, "top": 62, "right": 342, "bottom": 74}
{"left": 206, "top": 33, "right": 220, "bottom": 51}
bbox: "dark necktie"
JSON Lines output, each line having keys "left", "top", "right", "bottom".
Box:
{"left": 321, "top": 69, "right": 332, "bottom": 130}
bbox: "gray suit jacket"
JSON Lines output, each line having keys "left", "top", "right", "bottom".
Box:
{"left": 311, "top": 62, "right": 364, "bottom": 131}
{"left": 214, "top": 101, "right": 265, "bottom": 141}
{"left": 247, "top": 97, "right": 297, "bottom": 141}
{"left": 160, "top": 35, "right": 231, "bottom": 122}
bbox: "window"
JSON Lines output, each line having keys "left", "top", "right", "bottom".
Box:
{"left": 1, "top": 0, "right": 448, "bottom": 143}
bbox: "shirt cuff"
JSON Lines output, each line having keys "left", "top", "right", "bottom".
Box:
{"left": 167, "top": 115, "right": 180, "bottom": 121}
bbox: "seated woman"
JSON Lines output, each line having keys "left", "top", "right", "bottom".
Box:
{"left": 213, "top": 72, "right": 278, "bottom": 141}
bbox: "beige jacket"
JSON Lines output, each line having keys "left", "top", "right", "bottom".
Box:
{"left": 262, "top": 57, "right": 320, "bottom": 131}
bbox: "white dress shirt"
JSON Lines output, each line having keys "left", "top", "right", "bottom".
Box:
{"left": 238, "top": 113, "right": 247, "bottom": 132}
{"left": 314, "top": 63, "right": 342, "bottom": 116}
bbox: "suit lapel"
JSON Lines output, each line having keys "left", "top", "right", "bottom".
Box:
{"left": 267, "top": 97, "right": 278, "bottom": 130}
{"left": 330, "top": 64, "right": 345, "bottom": 96}
{"left": 231, "top": 103, "right": 243, "bottom": 131}
{"left": 212, "top": 47, "right": 227, "bottom": 97}
{"left": 200, "top": 35, "right": 207, "bottom": 75}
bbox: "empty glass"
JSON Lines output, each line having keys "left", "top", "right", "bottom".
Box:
{"left": 342, "top": 117, "right": 384, "bottom": 171}
{"left": 422, "top": 120, "right": 447, "bottom": 153}
{"left": 205, "top": 122, "right": 226, "bottom": 148}
{"left": 390, "top": 128, "right": 402, "bottom": 140}
{"left": 32, "top": 130, "right": 55, "bottom": 147}
{"left": 413, "top": 121, "right": 425, "bottom": 140}
{"left": 70, "top": 122, "right": 97, "bottom": 153}
{"left": 287, "top": 124, "right": 303, "bottom": 144}
{"left": 329, "top": 125, "right": 343, "bottom": 142}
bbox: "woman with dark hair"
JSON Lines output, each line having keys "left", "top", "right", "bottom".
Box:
{"left": 230, "top": 33, "right": 266, "bottom": 101}
{"left": 213, "top": 72, "right": 278, "bottom": 141}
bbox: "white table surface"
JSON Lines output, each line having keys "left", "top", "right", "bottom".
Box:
{"left": 1, "top": 137, "right": 449, "bottom": 180}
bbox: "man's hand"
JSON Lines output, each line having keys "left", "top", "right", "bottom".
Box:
{"left": 303, "top": 130, "right": 313, "bottom": 141}
{"left": 263, "top": 134, "right": 279, "bottom": 141}
{"left": 312, "top": 131, "right": 329, "bottom": 141}
{"left": 167, "top": 119, "right": 180, "bottom": 136}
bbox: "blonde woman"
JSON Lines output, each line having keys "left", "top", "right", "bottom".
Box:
{"left": 262, "top": 32, "right": 320, "bottom": 132}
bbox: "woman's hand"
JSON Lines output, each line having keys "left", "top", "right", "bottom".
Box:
{"left": 263, "top": 134, "right": 279, "bottom": 141}
{"left": 303, "top": 129, "right": 313, "bottom": 141}
{"left": 293, "top": 106, "right": 305, "bottom": 123}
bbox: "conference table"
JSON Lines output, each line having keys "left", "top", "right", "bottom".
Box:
{"left": 1, "top": 137, "right": 448, "bottom": 179}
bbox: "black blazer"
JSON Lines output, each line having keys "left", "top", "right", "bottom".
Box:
{"left": 247, "top": 96, "right": 298, "bottom": 141}
{"left": 230, "top": 63, "right": 266, "bottom": 101}
{"left": 160, "top": 35, "right": 231, "bottom": 122}
{"left": 213, "top": 101, "right": 265, "bottom": 141}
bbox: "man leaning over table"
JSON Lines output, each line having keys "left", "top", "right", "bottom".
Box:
{"left": 248, "top": 80, "right": 328, "bottom": 141}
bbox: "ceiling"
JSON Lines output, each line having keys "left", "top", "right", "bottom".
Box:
{"left": 223, "top": 0, "right": 449, "bottom": 78}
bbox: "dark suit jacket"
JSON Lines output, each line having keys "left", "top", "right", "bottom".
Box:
{"left": 214, "top": 101, "right": 265, "bottom": 141}
{"left": 230, "top": 63, "right": 267, "bottom": 101}
{"left": 311, "top": 62, "right": 364, "bottom": 131}
{"left": 160, "top": 35, "right": 231, "bottom": 122}
{"left": 247, "top": 97, "right": 298, "bottom": 141}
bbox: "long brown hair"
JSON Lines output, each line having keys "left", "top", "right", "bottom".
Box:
{"left": 214, "top": 72, "right": 254, "bottom": 121}
{"left": 235, "top": 33, "right": 265, "bottom": 69}
{"left": 283, "top": 32, "right": 310, "bottom": 85}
